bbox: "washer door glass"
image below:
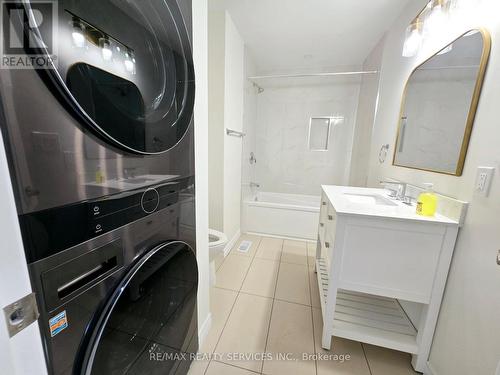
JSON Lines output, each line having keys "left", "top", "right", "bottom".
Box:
{"left": 82, "top": 242, "right": 198, "bottom": 374}
{"left": 35, "top": 0, "right": 195, "bottom": 154}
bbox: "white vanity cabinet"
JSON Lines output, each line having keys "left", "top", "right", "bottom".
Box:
{"left": 316, "top": 185, "right": 464, "bottom": 374}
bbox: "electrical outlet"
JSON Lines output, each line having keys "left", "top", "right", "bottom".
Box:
{"left": 475, "top": 167, "right": 495, "bottom": 197}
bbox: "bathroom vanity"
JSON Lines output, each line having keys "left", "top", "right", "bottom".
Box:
{"left": 316, "top": 185, "right": 466, "bottom": 373}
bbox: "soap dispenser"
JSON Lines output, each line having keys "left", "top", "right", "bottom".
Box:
{"left": 95, "top": 165, "right": 105, "bottom": 184}
{"left": 416, "top": 183, "right": 437, "bottom": 216}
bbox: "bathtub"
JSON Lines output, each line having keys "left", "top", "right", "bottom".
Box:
{"left": 242, "top": 192, "right": 320, "bottom": 240}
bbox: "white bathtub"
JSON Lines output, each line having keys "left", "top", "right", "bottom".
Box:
{"left": 242, "top": 192, "right": 320, "bottom": 240}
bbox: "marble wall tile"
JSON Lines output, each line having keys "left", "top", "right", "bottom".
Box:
{"left": 252, "top": 83, "right": 361, "bottom": 196}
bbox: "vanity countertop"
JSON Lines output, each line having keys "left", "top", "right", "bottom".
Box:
{"left": 321, "top": 185, "right": 458, "bottom": 225}
{"left": 86, "top": 174, "right": 180, "bottom": 191}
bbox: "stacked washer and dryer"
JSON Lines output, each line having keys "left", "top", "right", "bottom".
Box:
{"left": 0, "top": 1, "right": 197, "bottom": 374}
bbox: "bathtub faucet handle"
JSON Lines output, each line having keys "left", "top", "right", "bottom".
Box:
{"left": 249, "top": 182, "right": 260, "bottom": 188}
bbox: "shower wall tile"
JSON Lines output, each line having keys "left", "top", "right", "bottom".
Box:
{"left": 254, "top": 83, "right": 361, "bottom": 196}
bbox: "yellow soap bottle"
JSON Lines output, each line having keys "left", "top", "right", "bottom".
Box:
{"left": 95, "top": 165, "right": 105, "bottom": 184}
{"left": 416, "top": 183, "right": 437, "bottom": 216}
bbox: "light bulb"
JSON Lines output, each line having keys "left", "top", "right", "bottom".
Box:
{"left": 402, "top": 19, "right": 422, "bottom": 57}
{"left": 72, "top": 31, "right": 85, "bottom": 48}
{"left": 71, "top": 19, "right": 85, "bottom": 48}
{"left": 124, "top": 59, "right": 134, "bottom": 71}
{"left": 403, "top": 28, "right": 422, "bottom": 57}
{"left": 124, "top": 52, "right": 135, "bottom": 73}
{"left": 99, "top": 38, "right": 112, "bottom": 61}
{"left": 424, "top": 0, "right": 447, "bottom": 36}
{"left": 102, "top": 47, "right": 112, "bottom": 60}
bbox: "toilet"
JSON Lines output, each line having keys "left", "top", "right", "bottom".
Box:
{"left": 208, "top": 229, "right": 228, "bottom": 285}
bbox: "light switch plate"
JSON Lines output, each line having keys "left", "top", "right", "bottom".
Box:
{"left": 475, "top": 166, "right": 495, "bottom": 197}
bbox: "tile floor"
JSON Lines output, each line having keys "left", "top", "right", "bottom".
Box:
{"left": 188, "top": 234, "right": 419, "bottom": 375}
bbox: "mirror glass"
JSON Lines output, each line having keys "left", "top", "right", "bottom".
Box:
{"left": 393, "top": 29, "right": 490, "bottom": 175}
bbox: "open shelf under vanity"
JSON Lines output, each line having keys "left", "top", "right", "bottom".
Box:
{"left": 316, "top": 258, "right": 418, "bottom": 354}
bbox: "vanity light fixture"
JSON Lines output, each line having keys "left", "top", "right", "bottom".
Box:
{"left": 68, "top": 11, "right": 135, "bottom": 71}
{"left": 402, "top": 18, "right": 423, "bottom": 57}
{"left": 402, "top": 0, "right": 452, "bottom": 57}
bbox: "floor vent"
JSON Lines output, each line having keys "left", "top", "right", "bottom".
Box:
{"left": 238, "top": 240, "right": 252, "bottom": 253}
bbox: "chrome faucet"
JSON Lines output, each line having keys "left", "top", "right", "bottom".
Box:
{"left": 123, "top": 167, "right": 137, "bottom": 179}
{"left": 249, "top": 182, "right": 260, "bottom": 188}
{"left": 380, "top": 180, "right": 407, "bottom": 201}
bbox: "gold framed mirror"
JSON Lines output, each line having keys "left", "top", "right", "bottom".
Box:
{"left": 393, "top": 28, "right": 491, "bottom": 176}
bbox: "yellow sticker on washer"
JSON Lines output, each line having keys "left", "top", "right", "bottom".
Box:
{"left": 49, "top": 310, "right": 68, "bottom": 337}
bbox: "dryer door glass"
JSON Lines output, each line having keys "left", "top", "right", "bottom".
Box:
{"left": 32, "top": 0, "right": 194, "bottom": 154}
{"left": 83, "top": 242, "right": 198, "bottom": 374}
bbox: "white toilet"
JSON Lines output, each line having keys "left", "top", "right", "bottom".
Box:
{"left": 208, "top": 229, "right": 228, "bottom": 285}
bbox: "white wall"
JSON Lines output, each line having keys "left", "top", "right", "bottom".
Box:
{"left": 367, "top": 1, "right": 500, "bottom": 374}
{"left": 254, "top": 82, "right": 360, "bottom": 196}
{"left": 222, "top": 14, "right": 245, "bottom": 241}
{"left": 207, "top": 10, "right": 225, "bottom": 232}
{"left": 208, "top": 10, "right": 245, "bottom": 242}
{"left": 241, "top": 47, "right": 258, "bottom": 199}
{"left": 193, "top": 0, "right": 211, "bottom": 343}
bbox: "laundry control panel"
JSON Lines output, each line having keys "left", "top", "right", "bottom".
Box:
{"left": 19, "top": 177, "right": 193, "bottom": 263}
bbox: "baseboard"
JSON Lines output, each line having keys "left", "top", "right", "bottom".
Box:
{"left": 198, "top": 312, "right": 212, "bottom": 349}
{"left": 223, "top": 229, "right": 240, "bottom": 257}
{"left": 245, "top": 231, "right": 315, "bottom": 243}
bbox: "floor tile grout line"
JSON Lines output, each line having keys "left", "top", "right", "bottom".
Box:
{"left": 211, "top": 359, "right": 262, "bottom": 374}
{"left": 201, "top": 285, "right": 239, "bottom": 375}
{"left": 205, "top": 235, "right": 261, "bottom": 375}
{"left": 259, "top": 238, "right": 284, "bottom": 374}
{"left": 306, "top": 243, "right": 319, "bottom": 375}
{"left": 361, "top": 343, "right": 374, "bottom": 375}
{"left": 210, "top": 235, "right": 265, "bottom": 374}
{"left": 273, "top": 297, "right": 312, "bottom": 308}
{"left": 206, "top": 235, "right": 285, "bottom": 375}
{"left": 232, "top": 236, "right": 262, "bottom": 261}
{"left": 237, "top": 236, "right": 261, "bottom": 292}
{"left": 216, "top": 234, "right": 262, "bottom": 272}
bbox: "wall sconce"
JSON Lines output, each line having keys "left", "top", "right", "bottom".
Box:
{"left": 401, "top": 0, "right": 452, "bottom": 57}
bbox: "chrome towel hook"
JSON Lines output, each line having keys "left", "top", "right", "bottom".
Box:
{"left": 379, "top": 144, "right": 390, "bottom": 164}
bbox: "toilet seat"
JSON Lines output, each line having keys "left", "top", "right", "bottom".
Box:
{"left": 208, "top": 229, "right": 228, "bottom": 248}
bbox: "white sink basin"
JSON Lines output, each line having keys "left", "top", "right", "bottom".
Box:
{"left": 343, "top": 192, "right": 398, "bottom": 206}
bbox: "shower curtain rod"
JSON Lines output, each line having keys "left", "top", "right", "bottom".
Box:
{"left": 247, "top": 70, "right": 379, "bottom": 80}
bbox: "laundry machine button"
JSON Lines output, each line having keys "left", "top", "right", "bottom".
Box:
{"left": 141, "top": 188, "right": 160, "bottom": 214}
